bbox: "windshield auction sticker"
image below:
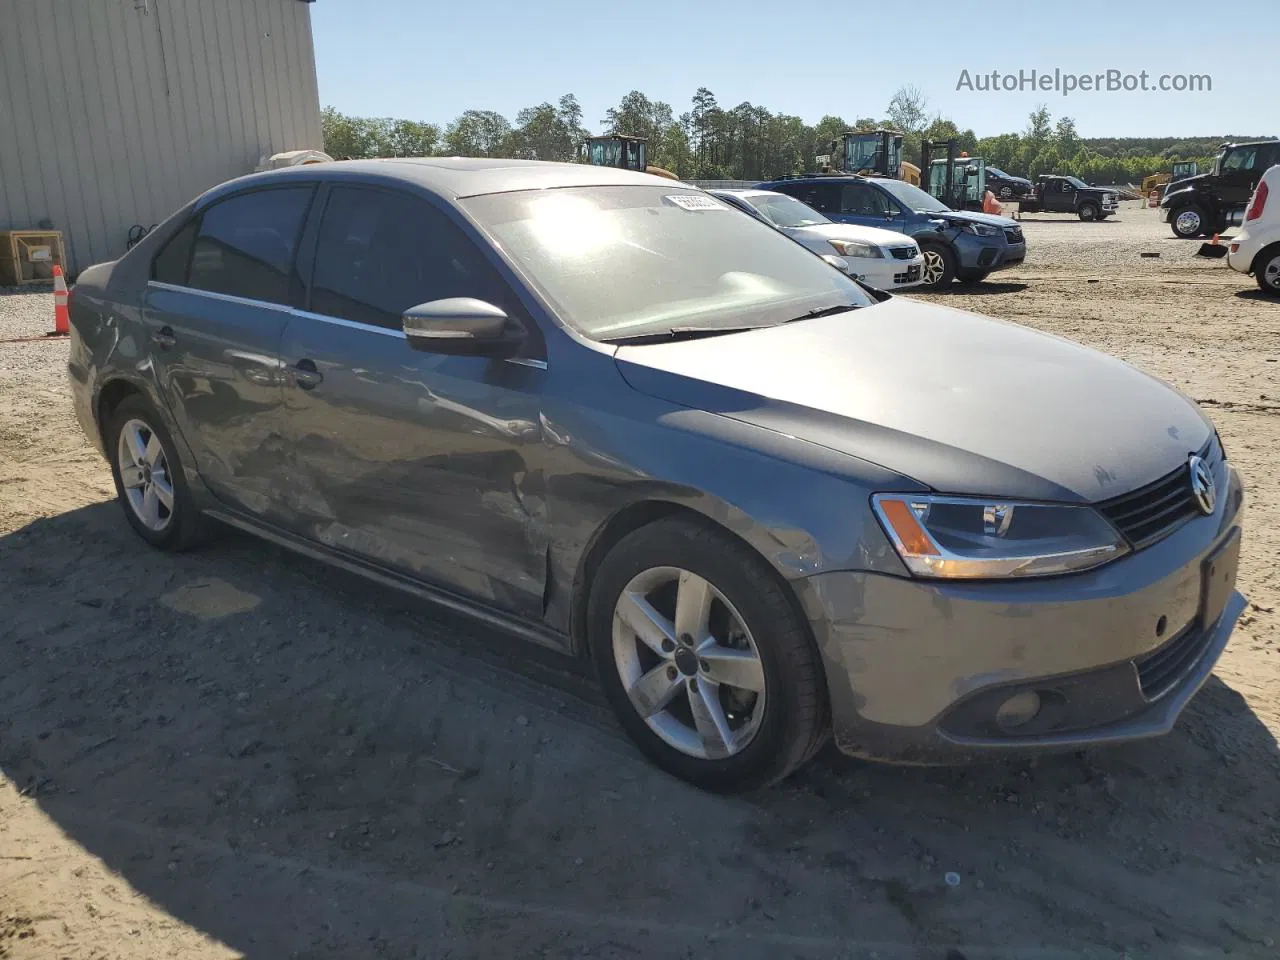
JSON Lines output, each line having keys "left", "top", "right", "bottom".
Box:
{"left": 665, "top": 194, "right": 727, "bottom": 211}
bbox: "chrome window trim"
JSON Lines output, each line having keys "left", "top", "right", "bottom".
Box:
{"left": 146, "top": 280, "right": 291, "bottom": 313}
{"left": 288, "top": 308, "right": 406, "bottom": 339}
{"left": 147, "top": 282, "right": 548, "bottom": 368}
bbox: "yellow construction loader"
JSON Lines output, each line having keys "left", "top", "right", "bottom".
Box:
{"left": 582, "top": 134, "right": 679, "bottom": 180}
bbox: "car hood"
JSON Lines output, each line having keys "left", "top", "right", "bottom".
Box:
{"left": 614, "top": 297, "right": 1211, "bottom": 503}
{"left": 787, "top": 223, "right": 917, "bottom": 247}
{"left": 923, "top": 209, "right": 1019, "bottom": 229}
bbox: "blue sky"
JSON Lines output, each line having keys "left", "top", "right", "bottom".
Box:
{"left": 312, "top": 0, "right": 1274, "bottom": 139}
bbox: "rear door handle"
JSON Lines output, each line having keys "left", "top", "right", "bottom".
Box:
{"left": 292, "top": 358, "right": 323, "bottom": 390}
{"left": 151, "top": 325, "right": 176, "bottom": 349}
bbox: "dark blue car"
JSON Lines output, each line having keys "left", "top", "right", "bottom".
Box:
{"left": 756, "top": 175, "right": 1026, "bottom": 288}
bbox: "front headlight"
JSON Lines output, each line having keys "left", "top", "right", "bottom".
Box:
{"left": 829, "top": 239, "right": 882, "bottom": 259}
{"left": 872, "top": 494, "right": 1128, "bottom": 579}
{"left": 962, "top": 222, "right": 1003, "bottom": 237}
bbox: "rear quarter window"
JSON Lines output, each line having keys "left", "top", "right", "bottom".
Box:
{"left": 151, "top": 220, "right": 197, "bottom": 284}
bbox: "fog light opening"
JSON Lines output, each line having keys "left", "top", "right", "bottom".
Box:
{"left": 1156, "top": 615, "right": 1168, "bottom": 638}
{"left": 996, "top": 691, "right": 1042, "bottom": 730}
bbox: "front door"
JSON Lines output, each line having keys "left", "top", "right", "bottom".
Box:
{"left": 277, "top": 185, "right": 548, "bottom": 616}
{"left": 142, "top": 185, "right": 314, "bottom": 522}
{"left": 1045, "top": 179, "right": 1073, "bottom": 212}
{"left": 834, "top": 181, "right": 904, "bottom": 229}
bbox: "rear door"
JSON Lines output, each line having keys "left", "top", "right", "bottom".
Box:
{"left": 773, "top": 181, "right": 841, "bottom": 219}
{"left": 143, "top": 185, "right": 314, "bottom": 522}
{"left": 276, "top": 184, "right": 548, "bottom": 616}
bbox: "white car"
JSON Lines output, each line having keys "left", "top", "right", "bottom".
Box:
{"left": 1227, "top": 164, "right": 1280, "bottom": 295}
{"left": 709, "top": 189, "right": 925, "bottom": 290}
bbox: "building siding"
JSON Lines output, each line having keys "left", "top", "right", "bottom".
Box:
{"left": 0, "top": 0, "right": 322, "bottom": 274}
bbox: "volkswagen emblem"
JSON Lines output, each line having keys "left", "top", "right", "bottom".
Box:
{"left": 1188, "top": 455, "right": 1216, "bottom": 516}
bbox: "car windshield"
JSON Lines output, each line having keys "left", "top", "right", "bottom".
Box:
{"left": 744, "top": 193, "right": 830, "bottom": 228}
{"left": 874, "top": 178, "right": 952, "bottom": 213}
{"left": 1066, "top": 176, "right": 1089, "bottom": 189}
{"left": 464, "top": 186, "right": 874, "bottom": 341}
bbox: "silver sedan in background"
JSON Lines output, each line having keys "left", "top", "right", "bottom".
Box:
{"left": 67, "top": 159, "right": 1245, "bottom": 791}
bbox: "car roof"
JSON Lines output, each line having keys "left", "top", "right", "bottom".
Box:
{"left": 197, "top": 157, "right": 678, "bottom": 206}
{"left": 758, "top": 174, "right": 873, "bottom": 187}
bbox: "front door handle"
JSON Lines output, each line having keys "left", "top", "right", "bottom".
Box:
{"left": 292, "top": 358, "right": 323, "bottom": 390}
{"left": 151, "top": 325, "right": 176, "bottom": 349}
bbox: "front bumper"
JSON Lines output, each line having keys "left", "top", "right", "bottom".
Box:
{"left": 860, "top": 256, "right": 925, "bottom": 289}
{"left": 954, "top": 234, "right": 1025, "bottom": 272}
{"left": 798, "top": 467, "right": 1245, "bottom": 764}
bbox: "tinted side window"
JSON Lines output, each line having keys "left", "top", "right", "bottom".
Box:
{"left": 188, "top": 187, "right": 313, "bottom": 305}
{"left": 781, "top": 183, "right": 837, "bottom": 213}
{"left": 310, "top": 186, "right": 519, "bottom": 331}
{"left": 840, "top": 183, "right": 895, "bottom": 216}
{"left": 151, "top": 219, "right": 197, "bottom": 284}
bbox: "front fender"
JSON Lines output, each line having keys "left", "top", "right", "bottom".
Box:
{"left": 1160, "top": 185, "right": 1204, "bottom": 209}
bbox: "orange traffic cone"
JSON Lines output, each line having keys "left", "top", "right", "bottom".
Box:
{"left": 49, "top": 265, "right": 69, "bottom": 337}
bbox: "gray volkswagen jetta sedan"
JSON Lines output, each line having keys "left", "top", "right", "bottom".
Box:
{"left": 67, "top": 158, "right": 1246, "bottom": 792}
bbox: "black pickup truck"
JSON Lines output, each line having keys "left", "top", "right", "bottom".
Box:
{"left": 1017, "top": 176, "right": 1119, "bottom": 221}
{"left": 1160, "top": 139, "right": 1280, "bottom": 238}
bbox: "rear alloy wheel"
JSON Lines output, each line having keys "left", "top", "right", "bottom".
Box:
{"left": 1258, "top": 247, "right": 1280, "bottom": 295}
{"left": 107, "top": 395, "right": 211, "bottom": 551}
{"left": 1172, "top": 205, "right": 1208, "bottom": 238}
{"left": 919, "top": 244, "right": 956, "bottom": 288}
{"left": 1078, "top": 202, "right": 1099, "bottom": 222}
{"left": 588, "top": 518, "right": 827, "bottom": 792}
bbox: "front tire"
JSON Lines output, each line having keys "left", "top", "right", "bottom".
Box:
{"left": 1256, "top": 246, "right": 1280, "bottom": 295}
{"left": 106, "top": 395, "right": 211, "bottom": 551}
{"left": 1171, "top": 204, "right": 1209, "bottom": 238}
{"left": 1078, "top": 202, "right": 1099, "bottom": 222}
{"left": 998, "top": 185, "right": 1013, "bottom": 199}
{"left": 587, "top": 518, "right": 828, "bottom": 792}
{"left": 919, "top": 244, "right": 956, "bottom": 289}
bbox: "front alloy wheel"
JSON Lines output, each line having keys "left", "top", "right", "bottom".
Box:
{"left": 920, "top": 245, "right": 955, "bottom": 288}
{"left": 612, "top": 566, "right": 766, "bottom": 760}
{"left": 587, "top": 518, "right": 828, "bottom": 791}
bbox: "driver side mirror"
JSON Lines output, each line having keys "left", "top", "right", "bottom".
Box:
{"left": 822, "top": 254, "right": 852, "bottom": 274}
{"left": 402, "top": 298, "right": 526, "bottom": 358}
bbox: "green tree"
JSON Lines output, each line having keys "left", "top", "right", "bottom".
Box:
{"left": 1024, "top": 103, "right": 1053, "bottom": 144}
{"left": 886, "top": 85, "right": 929, "bottom": 137}
{"left": 444, "top": 109, "right": 512, "bottom": 157}
{"left": 1053, "top": 116, "right": 1080, "bottom": 160}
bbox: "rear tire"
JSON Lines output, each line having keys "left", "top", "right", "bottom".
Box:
{"left": 1078, "top": 202, "right": 1099, "bottom": 222}
{"left": 587, "top": 517, "right": 828, "bottom": 792}
{"left": 1171, "top": 204, "right": 1209, "bottom": 238}
{"left": 1256, "top": 245, "right": 1280, "bottom": 295}
{"left": 106, "top": 395, "right": 211, "bottom": 551}
{"left": 919, "top": 244, "right": 956, "bottom": 289}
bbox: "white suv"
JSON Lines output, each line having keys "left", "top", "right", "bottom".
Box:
{"left": 1227, "top": 164, "right": 1280, "bottom": 295}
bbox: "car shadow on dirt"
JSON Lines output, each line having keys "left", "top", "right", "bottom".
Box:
{"left": 3, "top": 503, "right": 1278, "bottom": 958}
{"left": 933, "top": 282, "right": 1029, "bottom": 296}
{"left": 1234, "top": 289, "right": 1278, "bottom": 302}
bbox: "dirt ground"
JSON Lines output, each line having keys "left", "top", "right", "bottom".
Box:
{"left": 1, "top": 201, "right": 1277, "bottom": 959}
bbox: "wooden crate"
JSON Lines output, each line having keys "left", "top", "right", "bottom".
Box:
{"left": 0, "top": 230, "right": 67, "bottom": 285}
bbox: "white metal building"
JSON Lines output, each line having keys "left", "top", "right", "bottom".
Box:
{"left": 0, "top": 0, "right": 323, "bottom": 275}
